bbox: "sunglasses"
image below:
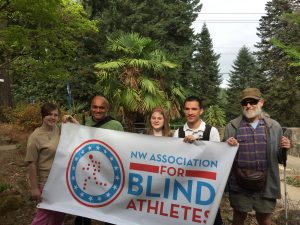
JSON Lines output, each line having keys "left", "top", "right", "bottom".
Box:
{"left": 241, "top": 98, "right": 259, "bottom": 106}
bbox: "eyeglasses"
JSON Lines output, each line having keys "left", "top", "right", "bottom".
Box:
{"left": 241, "top": 98, "right": 259, "bottom": 106}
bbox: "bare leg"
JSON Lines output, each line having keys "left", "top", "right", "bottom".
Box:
{"left": 256, "top": 212, "right": 272, "bottom": 225}
{"left": 232, "top": 209, "right": 247, "bottom": 225}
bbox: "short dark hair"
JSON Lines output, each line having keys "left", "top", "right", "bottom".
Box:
{"left": 41, "top": 102, "right": 59, "bottom": 118}
{"left": 183, "top": 96, "right": 204, "bottom": 109}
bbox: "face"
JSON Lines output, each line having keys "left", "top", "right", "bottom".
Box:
{"left": 184, "top": 101, "right": 203, "bottom": 124}
{"left": 43, "top": 109, "right": 59, "bottom": 128}
{"left": 241, "top": 98, "right": 264, "bottom": 120}
{"left": 150, "top": 111, "right": 164, "bottom": 131}
{"left": 91, "top": 96, "right": 109, "bottom": 121}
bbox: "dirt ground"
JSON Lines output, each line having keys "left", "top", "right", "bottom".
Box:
{"left": 0, "top": 129, "right": 104, "bottom": 225}
{"left": 0, "top": 123, "right": 298, "bottom": 225}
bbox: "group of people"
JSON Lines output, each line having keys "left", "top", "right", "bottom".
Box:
{"left": 25, "top": 87, "right": 291, "bottom": 225}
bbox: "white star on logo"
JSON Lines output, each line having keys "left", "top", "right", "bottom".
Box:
{"left": 72, "top": 176, "right": 75, "bottom": 180}
{"left": 106, "top": 193, "right": 111, "bottom": 197}
{"left": 115, "top": 176, "right": 120, "bottom": 180}
{"left": 75, "top": 157, "right": 78, "bottom": 161}
{"left": 88, "top": 196, "right": 93, "bottom": 201}
{"left": 96, "top": 146, "right": 100, "bottom": 150}
{"left": 88, "top": 146, "right": 92, "bottom": 151}
{"left": 97, "top": 196, "right": 102, "bottom": 201}
{"left": 80, "top": 192, "right": 84, "bottom": 197}
{"left": 72, "top": 166, "right": 75, "bottom": 170}
{"left": 114, "top": 166, "right": 118, "bottom": 170}
{"left": 74, "top": 185, "right": 78, "bottom": 190}
{"left": 113, "top": 185, "right": 117, "bottom": 190}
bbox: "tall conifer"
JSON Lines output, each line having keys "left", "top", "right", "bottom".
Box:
{"left": 255, "top": 0, "right": 300, "bottom": 126}
{"left": 191, "top": 23, "right": 221, "bottom": 107}
{"left": 226, "top": 46, "right": 261, "bottom": 120}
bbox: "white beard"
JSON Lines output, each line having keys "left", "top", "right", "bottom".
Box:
{"left": 243, "top": 107, "right": 262, "bottom": 119}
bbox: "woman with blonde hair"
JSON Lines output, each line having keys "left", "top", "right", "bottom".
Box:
{"left": 146, "top": 107, "right": 172, "bottom": 137}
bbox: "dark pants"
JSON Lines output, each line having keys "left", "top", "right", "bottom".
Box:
{"left": 74, "top": 211, "right": 221, "bottom": 225}
{"left": 214, "top": 208, "right": 223, "bottom": 225}
{"left": 74, "top": 217, "right": 91, "bottom": 225}
{"left": 74, "top": 216, "right": 114, "bottom": 225}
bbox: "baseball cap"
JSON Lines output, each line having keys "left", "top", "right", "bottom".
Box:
{"left": 240, "top": 88, "right": 262, "bottom": 100}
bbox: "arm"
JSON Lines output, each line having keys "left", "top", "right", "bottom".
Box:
{"left": 28, "top": 161, "right": 41, "bottom": 201}
{"left": 62, "top": 115, "right": 80, "bottom": 124}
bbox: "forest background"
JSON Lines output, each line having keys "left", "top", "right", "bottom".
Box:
{"left": 0, "top": 0, "right": 299, "bottom": 131}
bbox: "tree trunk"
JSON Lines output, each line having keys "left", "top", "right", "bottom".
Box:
{"left": 124, "top": 111, "right": 137, "bottom": 133}
{"left": 0, "top": 62, "right": 13, "bottom": 107}
{"left": 0, "top": 2, "right": 13, "bottom": 107}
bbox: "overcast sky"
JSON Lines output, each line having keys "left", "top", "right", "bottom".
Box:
{"left": 192, "top": 0, "right": 269, "bottom": 87}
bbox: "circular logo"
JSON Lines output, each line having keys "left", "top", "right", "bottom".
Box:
{"left": 66, "top": 139, "right": 124, "bottom": 207}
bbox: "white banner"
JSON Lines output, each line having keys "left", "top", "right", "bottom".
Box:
{"left": 40, "top": 123, "right": 237, "bottom": 225}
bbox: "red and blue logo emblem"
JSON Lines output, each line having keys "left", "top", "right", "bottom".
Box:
{"left": 66, "top": 139, "right": 125, "bottom": 207}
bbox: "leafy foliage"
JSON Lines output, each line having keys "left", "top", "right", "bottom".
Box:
{"left": 2, "top": 103, "right": 42, "bottom": 131}
{"left": 0, "top": 0, "right": 97, "bottom": 76}
{"left": 203, "top": 105, "right": 226, "bottom": 128}
{"left": 95, "top": 33, "right": 185, "bottom": 131}
{"left": 80, "top": 0, "right": 202, "bottom": 87}
{"left": 0, "top": 0, "right": 98, "bottom": 107}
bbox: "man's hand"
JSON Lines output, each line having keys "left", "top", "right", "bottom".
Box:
{"left": 31, "top": 187, "right": 42, "bottom": 202}
{"left": 183, "top": 135, "right": 197, "bottom": 143}
{"left": 281, "top": 136, "right": 291, "bottom": 149}
{"left": 226, "top": 137, "right": 239, "bottom": 146}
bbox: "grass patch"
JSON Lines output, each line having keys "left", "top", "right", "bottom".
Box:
{"left": 286, "top": 176, "right": 300, "bottom": 187}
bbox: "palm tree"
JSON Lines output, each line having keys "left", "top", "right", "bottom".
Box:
{"left": 95, "top": 33, "right": 185, "bottom": 131}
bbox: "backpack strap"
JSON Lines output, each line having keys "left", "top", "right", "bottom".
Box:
{"left": 202, "top": 124, "right": 212, "bottom": 141}
{"left": 178, "top": 127, "right": 185, "bottom": 138}
{"left": 178, "top": 124, "right": 212, "bottom": 140}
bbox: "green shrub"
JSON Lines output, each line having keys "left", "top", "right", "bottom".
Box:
{"left": 204, "top": 105, "right": 226, "bottom": 128}
{"left": 10, "top": 103, "right": 43, "bottom": 131}
{"left": 0, "top": 106, "right": 14, "bottom": 122}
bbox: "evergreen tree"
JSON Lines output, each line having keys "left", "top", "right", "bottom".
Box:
{"left": 272, "top": 11, "right": 300, "bottom": 76}
{"left": 255, "top": 0, "right": 300, "bottom": 126}
{"left": 191, "top": 23, "right": 221, "bottom": 107}
{"left": 226, "top": 46, "right": 261, "bottom": 120}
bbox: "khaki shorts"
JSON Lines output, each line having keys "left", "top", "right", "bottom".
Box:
{"left": 229, "top": 192, "right": 276, "bottom": 213}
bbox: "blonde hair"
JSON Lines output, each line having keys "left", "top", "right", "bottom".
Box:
{"left": 146, "top": 107, "right": 172, "bottom": 137}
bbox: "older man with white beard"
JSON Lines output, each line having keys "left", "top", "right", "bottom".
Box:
{"left": 224, "top": 88, "right": 291, "bottom": 225}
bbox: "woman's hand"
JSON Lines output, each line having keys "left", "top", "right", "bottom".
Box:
{"left": 62, "top": 115, "right": 80, "bottom": 124}
{"left": 31, "top": 187, "right": 42, "bottom": 202}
